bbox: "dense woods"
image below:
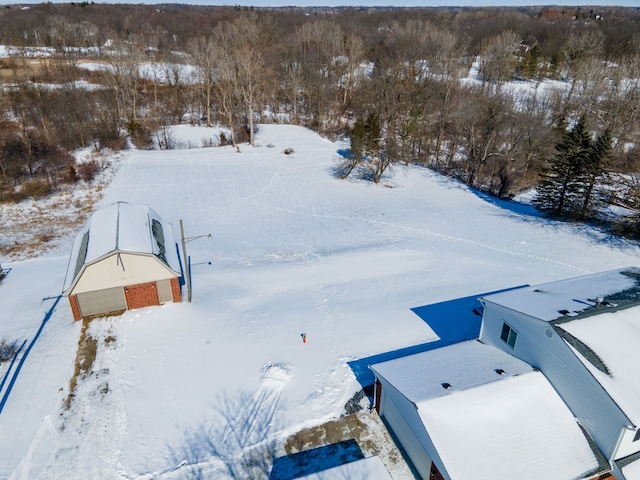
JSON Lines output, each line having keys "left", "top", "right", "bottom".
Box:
{"left": 2, "top": 4, "right": 640, "bottom": 234}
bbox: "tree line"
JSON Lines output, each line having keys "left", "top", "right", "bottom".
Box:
{"left": 2, "top": 4, "right": 640, "bottom": 234}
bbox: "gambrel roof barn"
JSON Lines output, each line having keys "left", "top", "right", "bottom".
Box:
{"left": 62, "top": 202, "right": 182, "bottom": 320}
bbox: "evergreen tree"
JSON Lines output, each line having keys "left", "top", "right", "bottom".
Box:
{"left": 522, "top": 45, "right": 541, "bottom": 79}
{"left": 349, "top": 117, "right": 367, "bottom": 161}
{"left": 533, "top": 116, "right": 594, "bottom": 217}
{"left": 579, "top": 128, "right": 611, "bottom": 218}
{"left": 344, "top": 113, "right": 381, "bottom": 180}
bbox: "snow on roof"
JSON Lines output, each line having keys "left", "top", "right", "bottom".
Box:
{"left": 296, "top": 456, "right": 392, "bottom": 479}
{"left": 558, "top": 305, "right": 640, "bottom": 426}
{"left": 481, "top": 267, "right": 640, "bottom": 322}
{"left": 370, "top": 340, "right": 533, "bottom": 403}
{"left": 620, "top": 456, "right": 640, "bottom": 480}
{"left": 371, "top": 340, "right": 601, "bottom": 480}
{"left": 63, "top": 201, "right": 181, "bottom": 292}
{"left": 418, "top": 371, "right": 600, "bottom": 480}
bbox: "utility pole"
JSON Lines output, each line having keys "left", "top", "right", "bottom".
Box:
{"left": 179, "top": 219, "right": 212, "bottom": 303}
{"left": 179, "top": 219, "right": 191, "bottom": 303}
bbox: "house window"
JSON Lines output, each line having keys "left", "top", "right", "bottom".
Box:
{"left": 500, "top": 322, "right": 518, "bottom": 349}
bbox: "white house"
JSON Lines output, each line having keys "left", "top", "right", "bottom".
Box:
{"left": 370, "top": 340, "right": 607, "bottom": 480}
{"left": 62, "top": 201, "right": 182, "bottom": 320}
{"left": 479, "top": 267, "right": 640, "bottom": 480}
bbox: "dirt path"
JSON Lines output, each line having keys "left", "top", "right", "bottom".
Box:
{"left": 279, "top": 410, "right": 417, "bottom": 479}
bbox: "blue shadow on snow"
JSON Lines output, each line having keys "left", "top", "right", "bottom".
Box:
{"left": 347, "top": 285, "right": 528, "bottom": 389}
{"left": 269, "top": 439, "right": 364, "bottom": 480}
{"left": 0, "top": 296, "right": 61, "bottom": 415}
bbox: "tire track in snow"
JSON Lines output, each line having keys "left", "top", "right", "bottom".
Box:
{"left": 210, "top": 156, "right": 589, "bottom": 273}
{"left": 220, "top": 363, "right": 293, "bottom": 456}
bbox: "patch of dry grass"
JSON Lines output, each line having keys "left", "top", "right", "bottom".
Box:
{"left": 0, "top": 151, "right": 118, "bottom": 261}
{"left": 64, "top": 317, "right": 98, "bottom": 411}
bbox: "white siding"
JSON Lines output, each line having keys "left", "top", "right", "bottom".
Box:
{"left": 72, "top": 253, "right": 177, "bottom": 295}
{"left": 377, "top": 377, "right": 444, "bottom": 480}
{"left": 480, "top": 301, "right": 629, "bottom": 460}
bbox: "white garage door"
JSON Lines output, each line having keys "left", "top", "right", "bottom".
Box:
{"left": 77, "top": 287, "right": 127, "bottom": 318}
{"left": 381, "top": 389, "right": 433, "bottom": 479}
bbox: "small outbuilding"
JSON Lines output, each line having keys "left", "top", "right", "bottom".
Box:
{"left": 62, "top": 201, "right": 182, "bottom": 320}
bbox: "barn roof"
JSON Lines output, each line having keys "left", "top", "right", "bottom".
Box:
{"left": 371, "top": 340, "right": 603, "bottom": 480}
{"left": 62, "top": 202, "right": 182, "bottom": 293}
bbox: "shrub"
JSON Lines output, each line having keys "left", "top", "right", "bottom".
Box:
{"left": 63, "top": 163, "right": 79, "bottom": 184}
{"left": 77, "top": 160, "right": 101, "bottom": 183}
{"left": 96, "top": 121, "right": 127, "bottom": 151}
{"left": 0, "top": 338, "right": 20, "bottom": 363}
{"left": 21, "top": 179, "right": 52, "bottom": 199}
{"left": 127, "top": 119, "right": 153, "bottom": 150}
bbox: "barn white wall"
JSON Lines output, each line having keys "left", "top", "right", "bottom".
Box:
{"left": 72, "top": 253, "right": 177, "bottom": 295}
{"left": 480, "top": 301, "right": 630, "bottom": 460}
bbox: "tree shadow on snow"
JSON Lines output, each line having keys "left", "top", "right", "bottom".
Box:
{"left": 469, "top": 186, "right": 640, "bottom": 251}
{"left": 168, "top": 389, "right": 281, "bottom": 480}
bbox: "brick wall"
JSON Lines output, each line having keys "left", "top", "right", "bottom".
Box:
{"left": 68, "top": 295, "right": 82, "bottom": 321}
{"left": 124, "top": 282, "right": 160, "bottom": 310}
{"left": 170, "top": 277, "right": 182, "bottom": 303}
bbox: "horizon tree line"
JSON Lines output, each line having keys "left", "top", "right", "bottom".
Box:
{"left": 1, "top": 5, "right": 640, "bottom": 234}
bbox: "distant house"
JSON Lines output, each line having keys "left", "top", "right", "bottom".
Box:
{"left": 371, "top": 267, "right": 640, "bottom": 480}
{"left": 62, "top": 202, "right": 182, "bottom": 320}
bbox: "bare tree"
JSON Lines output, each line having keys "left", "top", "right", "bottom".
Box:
{"left": 187, "top": 36, "right": 217, "bottom": 127}
{"left": 294, "top": 20, "right": 345, "bottom": 131}
{"left": 556, "top": 30, "right": 605, "bottom": 121}
{"left": 478, "top": 30, "right": 521, "bottom": 94}
{"left": 215, "top": 14, "right": 272, "bottom": 147}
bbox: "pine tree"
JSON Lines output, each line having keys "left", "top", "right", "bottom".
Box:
{"left": 533, "top": 116, "right": 593, "bottom": 217}
{"left": 579, "top": 128, "right": 611, "bottom": 218}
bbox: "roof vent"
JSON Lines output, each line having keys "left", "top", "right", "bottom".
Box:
{"left": 592, "top": 297, "right": 612, "bottom": 308}
{"left": 559, "top": 309, "right": 570, "bottom": 315}
{"left": 441, "top": 382, "right": 452, "bottom": 389}
{"left": 494, "top": 368, "right": 505, "bottom": 375}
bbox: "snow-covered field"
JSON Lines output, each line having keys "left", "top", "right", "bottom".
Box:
{"left": 1, "top": 124, "right": 640, "bottom": 479}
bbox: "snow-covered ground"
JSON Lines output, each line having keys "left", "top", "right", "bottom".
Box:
{"left": 1, "top": 124, "right": 640, "bottom": 479}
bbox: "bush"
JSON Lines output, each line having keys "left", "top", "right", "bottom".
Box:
{"left": 96, "top": 121, "right": 127, "bottom": 151}
{"left": 77, "top": 160, "right": 101, "bottom": 183}
{"left": 21, "top": 179, "right": 52, "bottom": 199}
{"left": 127, "top": 119, "right": 153, "bottom": 150}
{"left": 0, "top": 338, "right": 20, "bottom": 363}
{"left": 63, "top": 163, "right": 79, "bottom": 184}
